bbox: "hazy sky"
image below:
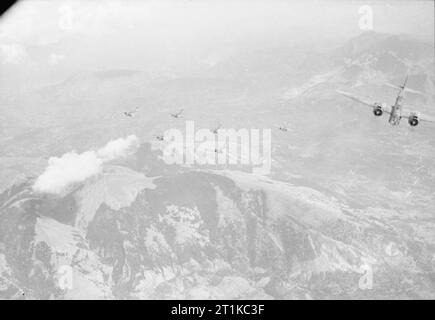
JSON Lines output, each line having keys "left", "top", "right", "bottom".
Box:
{"left": 0, "top": 0, "right": 433, "bottom": 88}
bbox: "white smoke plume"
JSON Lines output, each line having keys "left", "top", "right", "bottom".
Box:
{"left": 33, "top": 135, "right": 139, "bottom": 194}
{"left": 97, "top": 135, "right": 139, "bottom": 161}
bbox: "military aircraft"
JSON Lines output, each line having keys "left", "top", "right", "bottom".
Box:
{"left": 214, "top": 147, "right": 224, "bottom": 154}
{"left": 170, "top": 109, "right": 184, "bottom": 119}
{"left": 155, "top": 135, "right": 165, "bottom": 141}
{"left": 212, "top": 124, "right": 222, "bottom": 134}
{"left": 123, "top": 107, "right": 139, "bottom": 118}
{"left": 274, "top": 123, "right": 291, "bottom": 132}
{"left": 337, "top": 76, "right": 435, "bottom": 127}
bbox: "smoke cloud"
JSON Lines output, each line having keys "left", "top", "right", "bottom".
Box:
{"left": 97, "top": 135, "right": 139, "bottom": 161}
{"left": 33, "top": 135, "right": 139, "bottom": 194}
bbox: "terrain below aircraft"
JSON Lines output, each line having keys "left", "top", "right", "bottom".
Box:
{"left": 337, "top": 76, "right": 435, "bottom": 127}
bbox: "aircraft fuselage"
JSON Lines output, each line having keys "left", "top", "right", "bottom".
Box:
{"left": 388, "top": 104, "right": 402, "bottom": 126}
{"left": 388, "top": 88, "right": 404, "bottom": 126}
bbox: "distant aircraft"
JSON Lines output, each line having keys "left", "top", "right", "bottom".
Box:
{"left": 170, "top": 109, "right": 184, "bottom": 119}
{"left": 155, "top": 135, "right": 165, "bottom": 141}
{"left": 274, "top": 123, "right": 291, "bottom": 132}
{"left": 337, "top": 76, "right": 435, "bottom": 127}
{"left": 212, "top": 124, "right": 221, "bottom": 134}
{"left": 123, "top": 107, "right": 139, "bottom": 118}
{"left": 214, "top": 147, "right": 224, "bottom": 154}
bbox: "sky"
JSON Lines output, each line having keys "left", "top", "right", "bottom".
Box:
{"left": 0, "top": 0, "right": 433, "bottom": 88}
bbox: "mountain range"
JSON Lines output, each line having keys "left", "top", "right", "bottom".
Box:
{"left": 1, "top": 31, "right": 434, "bottom": 299}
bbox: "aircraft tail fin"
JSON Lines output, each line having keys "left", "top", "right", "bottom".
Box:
{"left": 402, "top": 75, "right": 408, "bottom": 89}
{"left": 384, "top": 76, "right": 423, "bottom": 95}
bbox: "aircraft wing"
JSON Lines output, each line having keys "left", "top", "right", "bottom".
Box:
{"left": 402, "top": 109, "right": 435, "bottom": 123}
{"left": 419, "top": 114, "right": 435, "bottom": 123}
{"left": 337, "top": 90, "right": 390, "bottom": 113}
{"left": 337, "top": 90, "right": 375, "bottom": 106}
{"left": 273, "top": 124, "right": 288, "bottom": 130}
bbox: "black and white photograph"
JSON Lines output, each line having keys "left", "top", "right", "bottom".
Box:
{"left": 0, "top": 0, "right": 434, "bottom": 305}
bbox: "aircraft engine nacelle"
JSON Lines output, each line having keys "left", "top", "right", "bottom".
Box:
{"left": 373, "top": 104, "right": 383, "bottom": 117}
{"left": 408, "top": 113, "right": 419, "bottom": 127}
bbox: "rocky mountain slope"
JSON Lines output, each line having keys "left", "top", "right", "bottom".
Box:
{"left": 1, "top": 31, "right": 434, "bottom": 299}
{"left": 1, "top": 142, "right": 434, "bottom": 299}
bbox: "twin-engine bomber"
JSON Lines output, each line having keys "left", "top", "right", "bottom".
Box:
{"left": 337, "top": 76, "right": 435, "bottom": 127}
